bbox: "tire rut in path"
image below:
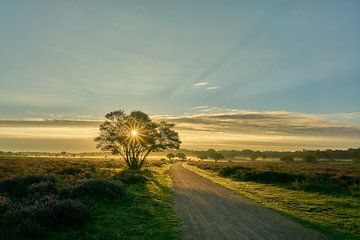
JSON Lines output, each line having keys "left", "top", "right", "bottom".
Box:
{"left": 169, "top": 162, "right": 328, "bottom": 240}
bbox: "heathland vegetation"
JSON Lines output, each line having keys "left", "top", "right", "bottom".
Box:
{"left": 0, "top": 110, "right": 181, "bottom": 240}
{"left": 0, "top": 157, "right": 179, "bottom": 240}
{"left": 185, "top": 161, "right": 360, "bottom": 239}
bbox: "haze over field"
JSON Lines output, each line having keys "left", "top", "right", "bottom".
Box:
{"left": 1, "top": 1, "right": 359, "bottom": 152}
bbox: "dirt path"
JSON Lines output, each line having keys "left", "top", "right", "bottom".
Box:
{"left": 169, "top": 162, "right": 328, "bottom": 240}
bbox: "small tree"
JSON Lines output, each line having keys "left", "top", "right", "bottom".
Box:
{"left": 211, "top": 152, "right": 225, "bottom": 162}
{"left": 95, "top": 110, "right": 181, "bottom": 170}
{"left": 176, "top": 153, "right": 187, "bottom": 161}
{"left": 166, "top": 153, "right": 175, "bottom": 161}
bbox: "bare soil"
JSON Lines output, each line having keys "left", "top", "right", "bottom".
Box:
{"left": 169, "top": 162, "right": 328, "bottom": 240}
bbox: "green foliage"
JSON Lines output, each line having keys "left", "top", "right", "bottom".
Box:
{"left": 95, "top": 110, "right": 181, "bottom": 170}
{"left": 190, "top": 161, "right": 360, "bottom": 197}
{"left": 176, "top": 153, "right": 186, "bottom": 160}
{"left": 0, "top": 175, "right": 55, "bottom": 198}
{"left": 0, "top": 195, "right": 90, "bottom": 239}
{"left": 186, "top": 147, "right": 360, "bottom": 161}
{"left": 114, "top": 171, "right": 147, "bottom": 184}
{"left": 28, "top": 181, "right": 58, "bottom": 196}
{"left": 197, "top": 148, "right": 225, "bottom": 161}
{"left": 166, "top": 153, "right": 175, "bottom": 160}
{"left": 0, "top": 157, "right": 179, "bottom": 240}
{"left": 63, "top": 179, "right": 125, "bottom": 200}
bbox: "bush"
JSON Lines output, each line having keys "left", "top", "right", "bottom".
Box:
{"left": 0, "top": 175, "right": 55, "bottom": 198}
{"left": 280, "top": 156, "right": 294, "bottom": 163}
{"left": 115, "top": 171, "right": 147, "bottom": 184}
{"left": 1, "top": 196, "right": 90, "bottom": 238}
{"left": 63, "top": 179, "right": 125, "bottom": 200}
{"left": 57, "top": 167, "right": 82, "bottom": 175}
{"left": 151, "top": 161, "right": 165, "bottom": 167}
{"left": 0, "top": 195, "right": 10, "bottom": 216}
{"left": 219, "top": 166, "right": 252, "bottom": 177}
{"left": 28, "top": 181, "right": 57, "bottom": 196}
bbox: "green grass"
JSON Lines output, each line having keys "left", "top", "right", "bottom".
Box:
{"left": 0, "top": 157, "right": 179, "bottom": 240}
{"left": 49, "top": 163, "right": 179, "bottom": 240}
{"left": 184, "top": 163, "right": 360, "bottom": 240}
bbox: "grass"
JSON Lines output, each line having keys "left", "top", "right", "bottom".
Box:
{"left": 50, "top": 163, "right": 179, "bottom": 240}
{"left": 0, "top": 157, "right": 179, "bottom": 240}
{"left": 184, "top": 162, "right": 360, "bottom": 240}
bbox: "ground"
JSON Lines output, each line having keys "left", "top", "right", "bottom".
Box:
{"left": 169, "top": 162, "right": 328, "bottom": 240}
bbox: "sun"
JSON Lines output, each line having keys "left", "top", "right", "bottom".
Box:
{"left": 131, "top": 130, "right": 138, "bottom": 137}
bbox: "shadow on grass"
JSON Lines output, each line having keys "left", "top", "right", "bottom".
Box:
{"left": 50, "top": 170, "right": 179, "bottom": 240}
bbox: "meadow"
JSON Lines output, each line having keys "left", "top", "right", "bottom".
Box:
{"left": 186, "top": 160, "right": 360, "bottom": 239}
{"left": 0, "top": 156, "right": 179, "bottom": 240}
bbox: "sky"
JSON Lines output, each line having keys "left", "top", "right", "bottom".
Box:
{"left": 0, "top": 1, "right": 360, "bottom": 152}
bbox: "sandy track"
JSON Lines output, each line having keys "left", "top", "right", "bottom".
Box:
{"left": 169, "top": 162, "right": 328, "bottom": 240}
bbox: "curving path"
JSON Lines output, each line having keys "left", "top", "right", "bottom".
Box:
{"left": 169, "top": 162, "right": 328, "bottom": 240}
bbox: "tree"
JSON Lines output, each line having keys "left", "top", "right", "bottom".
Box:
{"left": 166, "top": 153, "right": 175, "bottom": 161}
{"left": 95, "top": 110, "right": 181, "bottom": 170}
{"left": 176, "top": 153, "right": 187, "bottom": 161}
{"left": 211, "top": 152, "right": 225, "bottom": 162}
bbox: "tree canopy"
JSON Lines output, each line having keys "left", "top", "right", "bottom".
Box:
{"left": 95, "top": 110, "right": 181, "bottom": 169}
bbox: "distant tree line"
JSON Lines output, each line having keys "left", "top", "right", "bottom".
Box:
{"left": 175, "top": 148, "right": 360, "bottom": 161}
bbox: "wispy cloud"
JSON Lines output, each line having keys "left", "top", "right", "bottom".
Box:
{"left": 206, "top": 86, "right": 219, "bottom": 90}
{"left": 192, "top": 82, "right": 209, "bottom": 88}
{"left": 192, "top": 82, "right": 219, "bottom": 90}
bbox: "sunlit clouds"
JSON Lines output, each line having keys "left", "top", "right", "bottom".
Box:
{"left": 0, "top": 1, "right": 359, "bottom": 151}
{"left": 1, "top": 110, "right": 359, "bottom": 152}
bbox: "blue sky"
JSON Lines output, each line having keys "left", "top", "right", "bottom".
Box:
{"left": 1, "top": 1, "right": 360, "bottom": 151}
{"left": 1, "top": 0, "right": 359, "bottom": 120}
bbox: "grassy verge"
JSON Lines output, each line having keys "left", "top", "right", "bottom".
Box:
{"left": 51, "top": 163, "right": 179, "bottom": 240}
{"left": 184, "top": 163, "right": 360, "bottom": 240}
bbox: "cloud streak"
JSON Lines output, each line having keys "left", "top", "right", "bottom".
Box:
{"left": 192, "top": 82, "right": 209, "bottom": 88}
{"left": 192, "top": 82, "right": 219, "bottom": 90}
{"left": 1, "top": 110, "right": 359, "bottom": 151}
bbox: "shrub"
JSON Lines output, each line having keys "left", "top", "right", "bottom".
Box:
{"left": 151, "top": 161, "right": 164, "bottom": 167}
{"left": 0, "top": 175, "right": 55, "bottom": 198}
{"left": 28, "top": 181, "right": 57, "bottom": 196}
{"left": 1, "top": 196, "right": 90, "bottom": 237}
{"left": 219, "top": 166, "right": 251, "bottom": 177}
{"left": 57, "top": 168, "right": 82, "bottom": 175}
{"left": 115, "top": 171, "right": 147, "bottom": 184}
{"left": 63, "top": 179, "right": 125, "bottom": 199}
{"left": 0, "top": 195, "right": 10, "bottom": 216}
{"left": 280, "top": 156, "right": 294, "bottom": 163}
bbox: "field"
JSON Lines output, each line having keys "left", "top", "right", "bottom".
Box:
{"left": 186, "top": 161, "right": 360, "bottom": 239}
{"left": 0, "top": 157, "right": 179, "bottom": 240}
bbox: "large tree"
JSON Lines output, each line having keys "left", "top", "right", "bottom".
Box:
{"left": 95, "top": 110, "right": 181, "bottom": 170}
